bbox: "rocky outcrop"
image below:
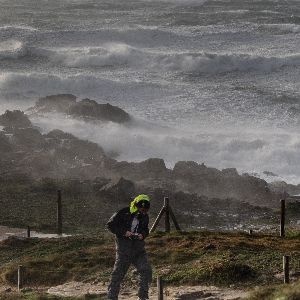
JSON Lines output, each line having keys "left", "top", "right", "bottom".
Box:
{"left": 0, "top": 110, "right": 110, "bottom": 179}
{"left": 0, "top": 108, "right": 282, "bottom": 207}
{"left": 29, "top": 94, "right": 77, "bottom": 114}
{"left": 268, "top": 181, "right": 300, "bottom": 196}
{"left": 172, "top": 161, "right": 277, "bottom": 207}
{"left": 46, "top": 129, "right": 77, "bottom": 140}
{"left": 0, "top": 110, "right": 32, "bottom": 129}
{"left": 28, "top": 94, "right": 131, "bottom": 124}
{"left": 12, "top": 128, "right": 44, "bottom": 149}
{"left": 69, "top": 99, "right": 130, "bottom": 123}
{"left": 111, "top": 158, "right": 171, "bottom": 182}
{"left": 99, "top": 177, "right": 135, "bottom": 203}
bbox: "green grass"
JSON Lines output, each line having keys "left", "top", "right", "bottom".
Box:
{"left": 0, "top": 231, "right": 299, "bottom": 298}
{"left": 247, "top": 280, "right": 300, "bottom": 300}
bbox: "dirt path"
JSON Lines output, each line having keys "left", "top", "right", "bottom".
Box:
{"left": 0, "top": 226, "right": 70, "bottom": 241}
{"left": 47, "top": 281, "right": 249, "bottom": 299}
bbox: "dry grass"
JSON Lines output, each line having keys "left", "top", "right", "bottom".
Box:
{"left": 0, "top": 231, "right": 299, "bottom": 298}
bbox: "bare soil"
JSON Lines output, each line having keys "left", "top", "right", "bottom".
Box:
{"left": 47, "top": 281, "right": 249, "bottom": 299}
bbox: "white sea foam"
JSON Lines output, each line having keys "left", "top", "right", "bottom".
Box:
{"left": 30, "top": 112, "right": 300, "bottom": 185}
{"left": 259, "top": 23, "right": 300, "bottom": 34}
{"left": 1, "top": 0, "right": 300, "bottom": 185}
{"left": 17, "top": 43, "right": 300, "bottom": 75}
{"left": 0, "top": 39, "right": 26, "bottom": 59}
{"left": 145, "top": 0, "right": 207, "bottom": 6}
{"left": 0, "top": 25, "right": 38, "bottom": 32}
{"left": 50, "top": 43, "right": 145, "bottom": 68}
{"left": 155, "top": 52, "right": 300, "bottom": 74}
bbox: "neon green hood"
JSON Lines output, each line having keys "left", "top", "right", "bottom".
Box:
{"left": 130, "top": 194, "right": 150, "bottom": 214}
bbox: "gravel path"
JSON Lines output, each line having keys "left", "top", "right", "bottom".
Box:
{"left": 47, "top": 281, "right": 249, "bottom": 299}
{"left": 0, "top": 226, "right": 70, "bottom": 241}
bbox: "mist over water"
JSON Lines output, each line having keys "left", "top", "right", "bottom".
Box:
{"left": 0, "top": 0, "right": 300, "bottom": 183}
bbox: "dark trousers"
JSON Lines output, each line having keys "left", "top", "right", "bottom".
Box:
{"left": 108, "top": 238, "right": 152, "bottom": 300}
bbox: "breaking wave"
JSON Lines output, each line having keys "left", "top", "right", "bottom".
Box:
{"left": 5, "top": 40, "right": 300, "bottom": 75}
{"left": 259, "top": 23, "right": 300, "bottom": 34}
{"left": 0, "top": 25, "right": 37, "bottom": 32}
{"left": 50, "top": 43, "right": 145, "bottom": 68}
{"left": 156, "top": 52, "right": 300, "bottom": 74}
{"left": 0, "top": 40, "right": 27, "bottom": 60}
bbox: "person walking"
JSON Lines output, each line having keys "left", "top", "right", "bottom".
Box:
{"left": 106, "top": 194, "right": 152, "bottom": 300}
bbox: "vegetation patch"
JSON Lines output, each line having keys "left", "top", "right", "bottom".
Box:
{"left": 247, "top": 280, "right": 300, "bottom": 300}
{"left": 0, "top": 231, "right": 299, "bottom": 293}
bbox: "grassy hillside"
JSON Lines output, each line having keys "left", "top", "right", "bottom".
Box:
{"left": 0, "top": 176, "right": 281, "bottom": 234}
{"left": 0, "top": 231, "right": 299, "bottom": 299}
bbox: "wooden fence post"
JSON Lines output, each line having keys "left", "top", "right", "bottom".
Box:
{"left": 164, "top": 197, "right": 170, "bottom": 233}
{"left": 283, "top": 255, "right": 290, "bottom": 284}
{"left": 18, "top": 265, "right": 24, "bottom": 291}
{"left": 57, "top": 190, "right": 62, "bottom": 235}
{"left": 280, "top": 199, "right": 285, "bottom": 238}
{"left": 169, "top": 206, "right": 181, "bottom": 231}
{"left": 157, "top": 276, "right": 164, "bottom": 300}
{"left": 150, "top": 206, "right": 166, "bottom": 233}
{"left": 27, "top": 226, "right": 30, "bottom": 238}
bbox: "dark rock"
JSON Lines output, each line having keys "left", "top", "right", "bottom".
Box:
{"left": 222, "top": 168, "right": 239, "bottom": 177}
{"left": 0, "top": 132, "right": 12, "bottom": 152}
{"left": 112, "top": 158, "right": 170, "bottom": 182}
{"left": 172, "top": 161, "right": 278, "bottom": 207}
{"left": 69, "top": 99, "right": 131, "bottom": 123}
{"left": 268, "top": 181, "right": 300, "bottom": 196}
{"left": 173, "top": 161, "right": 216, "bottom": 177}
{"left": 28, "top": 95, "right": 131, "bottom": 124}
{"left": 0, "top": 110, "right": 32, "bottom": 128}
{"left": 12, "top": 128, "right": 44, "bottom": 149}
{"left": 99, "top": 177, "right": 135, "bottom": 203}
{"left": 32, "top": 94, "right": 77, "bottom": 113}
{"left": 45, "top": 129, "right": 77, "bottom": 140}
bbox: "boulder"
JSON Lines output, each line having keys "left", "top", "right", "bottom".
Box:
{"left": 28, "top": 95, "right": 131, "bottom": 124}
{"left": 99, "top": 177, "right": 135, "bottom": 203}
{"left": 171, "top": 161, "right": 277, "bottom": 206}
{"left": 173, "top": 161, "right": 219, "bottom": 178}
{"left": 112, "top": 158, "right": 169, "bottom": 181}
{"left": 69, "top": 99, "right": 131, "bottom": 123}
{"left": 268, "top": 181, "right": 300, "bottom": 196}
{"left": 45, "top": 129, "right": 77, "bottom": 140}
{"left": 221, "top": 168, "right": 239, "bottom": 177}
{"left": 0, "top": 110, "right": 32, "bottom": 128}
{"left": 32, "top": 94, "right": 77, "bottom": 113}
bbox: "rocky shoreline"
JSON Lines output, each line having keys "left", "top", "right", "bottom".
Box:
{"left": 0, "top": 95, "right": 299, "bottom": 231}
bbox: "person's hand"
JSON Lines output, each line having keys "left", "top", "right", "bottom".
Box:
{"left": 125, "top": 231, "right": 133, "bottom": 237}
{"left": 138, "top": 234, "right": 144, "bottom": 240}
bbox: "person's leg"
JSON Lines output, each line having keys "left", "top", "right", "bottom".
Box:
{"left": 132, "top": 252, "right": 152, "bottom": 300}
{"left": 107, "top": 253, "right": 131, "bottom": 300}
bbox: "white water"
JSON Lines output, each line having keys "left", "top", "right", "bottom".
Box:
{"left": 0, "top": 0, "right": 300, "bottom": 183}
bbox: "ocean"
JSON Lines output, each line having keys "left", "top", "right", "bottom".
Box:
{"left": 0, "top": 0, "right": 300, "bottom": 183}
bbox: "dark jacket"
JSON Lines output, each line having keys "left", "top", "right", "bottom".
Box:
{"left": 106, "top": 207, "right": 149, "bottom": 239}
